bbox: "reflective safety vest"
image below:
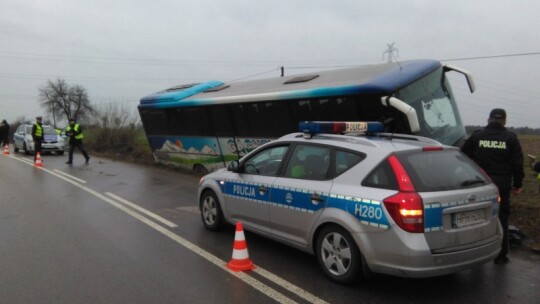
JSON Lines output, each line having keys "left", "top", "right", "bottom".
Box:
{"left": 34, "top": 123, "right": 42, "bottom": 137}
{"left": 66, "top": 124, "right": 84, "bottom": 140}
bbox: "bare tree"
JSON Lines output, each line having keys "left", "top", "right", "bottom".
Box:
{"left": 39, "top": 79, "right": 94, "bottom": 125}
{"left": 91, "top": 103, "right": 141, "bottom": 129}
{"left": 89, "top": 102, "right": 141, "bottom": 153}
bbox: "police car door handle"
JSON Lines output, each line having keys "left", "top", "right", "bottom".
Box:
{"left": 310, "top": 193, "right": 324, "bottom": 204}
{"left": 259, "top": 186, "right": 268, "bottom": 195}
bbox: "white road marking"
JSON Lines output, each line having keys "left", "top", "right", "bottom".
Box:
{"left": 175, "top": 206, "right": 200, "bottom": 214}
{"left": 14, "top": 155, "right": 34, "bottom": 164}
{"left": 105, "top": 192, "right": 178, "bottom": 228}
{"left": 8, "top": 155, "right": 330, "bottom": 304}
{"left": 53, "top": 169, "right": 87, "bottom": 184}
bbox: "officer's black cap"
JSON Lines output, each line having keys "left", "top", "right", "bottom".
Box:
{"left": 489, "top": 108, "right": 506, "bottom": 119}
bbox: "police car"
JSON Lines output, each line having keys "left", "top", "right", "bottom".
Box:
{"left": 198, "top": 122, "right": 502, "bottom": 283}
{"left": 13, "top": 123, "right": 66, "bottom": 155}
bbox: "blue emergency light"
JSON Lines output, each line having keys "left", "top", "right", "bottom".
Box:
{"left": 299, "top": 121, "right": 384, "bottom": 135}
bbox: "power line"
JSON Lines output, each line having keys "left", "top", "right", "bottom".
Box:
{"left": 440, "top": 52, "right": 540, "bottom": 62}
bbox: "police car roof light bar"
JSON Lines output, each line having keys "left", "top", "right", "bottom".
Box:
{"left": 299, "top": 121, "right": 384, "bottom": 137}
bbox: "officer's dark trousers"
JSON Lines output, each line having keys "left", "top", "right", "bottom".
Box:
{"left": 33, "top": 139, "right": 42, "bottom": 162}
{"left": 68, "top": 140, "right": 89, "bottom": 162}
{"left": 491, "top": 175, "right": 512, "bottom": 259}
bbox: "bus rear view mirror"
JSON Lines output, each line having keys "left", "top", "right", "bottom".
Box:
{"left": 444, "top": 65, "right": 476, "bottom": 93}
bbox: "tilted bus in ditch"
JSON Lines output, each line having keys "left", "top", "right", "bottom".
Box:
{"left": 138, "top": 59, "right": 476, "bottom": 173}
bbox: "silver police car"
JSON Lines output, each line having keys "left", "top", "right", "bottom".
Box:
{"left": 13, "top": 123, "right": 66, "bottom": 155}
{"left": 198, "top": 122, "right": 502, "bottom": 283}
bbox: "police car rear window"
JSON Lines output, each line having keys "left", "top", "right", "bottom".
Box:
{"left": 397, "top": 150, "right": 490, "bottom": 192}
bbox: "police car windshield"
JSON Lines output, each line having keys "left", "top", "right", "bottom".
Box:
{"left": 25, "top": 125, "right": 57, "bottom": 135}
{"left": 42, "top": 126, "right": 57, "bottom": 135}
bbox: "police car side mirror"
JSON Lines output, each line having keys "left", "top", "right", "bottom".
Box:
{"left": 227, "top": 160, "right": 240, "bottom": 172}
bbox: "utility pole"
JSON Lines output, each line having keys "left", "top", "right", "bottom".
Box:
{"left": 383, "top": 42, "right": 399, "bottom": 63}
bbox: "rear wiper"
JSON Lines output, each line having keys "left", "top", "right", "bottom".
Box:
{"left": 461, "top": 179, "right": 485, "bottom": 187}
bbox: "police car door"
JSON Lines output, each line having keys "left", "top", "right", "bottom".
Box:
{"left": 270, "top": 144, "right": 332, "bottom": 247}
{"left": 224, "top": 144, "right": 289, "bottom": 235}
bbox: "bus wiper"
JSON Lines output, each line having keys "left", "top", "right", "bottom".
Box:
{"left": 461, "top": 179, "right": 485, "bottom": 187}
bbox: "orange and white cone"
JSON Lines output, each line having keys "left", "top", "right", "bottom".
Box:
{"left": 34, "top": 152, "right": 43, "bottom": 167}
{"left": 227, "top": 222, "right": 255, "bottom": 272}
{"left": 3, "top": 144, "right": 9, "bottom": 155}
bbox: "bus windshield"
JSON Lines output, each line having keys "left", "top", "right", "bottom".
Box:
{"left": 394, "top": 67, "right": 466, "bottom": 146}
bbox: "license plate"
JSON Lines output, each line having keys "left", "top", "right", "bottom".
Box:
{"left": 452, "top": 209, "right": 485, "bottom": 228}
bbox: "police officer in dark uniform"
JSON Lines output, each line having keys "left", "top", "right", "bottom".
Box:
{"left": 461, "top": 108, "right": 524, "bottom": 264}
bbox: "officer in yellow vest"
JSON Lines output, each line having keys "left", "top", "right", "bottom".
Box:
{"left": 65, "top": 118, "right": 90, "bottom": 165}
{"left": 31, "top": 116, "right": 44, "bottom": 163}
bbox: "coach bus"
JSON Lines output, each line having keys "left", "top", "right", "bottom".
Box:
{"left": 138, "top": 59, "right": 476, "bottom": 172}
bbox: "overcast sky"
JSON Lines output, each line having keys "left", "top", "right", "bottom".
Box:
{"left": 1, "top": 0, "right": 539, "bottom": 128}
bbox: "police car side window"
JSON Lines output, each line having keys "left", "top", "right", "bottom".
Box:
{"left": 362, "top": 161, "right": 398, "bottom": 190}
{"left": 335, "top": 150, "right": 364, "bottom": 176}
{"left": 284, "top": 144, "right": 331, "bottom": 180}
{"left": 243, "top": 145, "right": 289, "bottom": 176}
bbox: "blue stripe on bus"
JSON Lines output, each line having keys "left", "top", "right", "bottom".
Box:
{"left": 368, "top": 60, "right": 440, "bottom": 92}
{"left": 140, "top": 81, "right": 224, "bottom": 105}
{"left": 138, "top": 60, "right": 441, "bottom": 109}
{"left": 138, "top": 84, "right": 381, "bottom": 109}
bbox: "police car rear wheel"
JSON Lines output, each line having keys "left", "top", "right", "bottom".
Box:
{"left": 316, "top": 225, "right": 362, "bottom": 284}
{"left": 200, "top": 191, "right": 224, "bottom": 231}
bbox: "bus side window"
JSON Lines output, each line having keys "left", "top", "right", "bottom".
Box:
{"left": 182, "top": 107, "right": 211, "bottom": 136}
{"left": 141, "top": 110, "right": 168, "bottom": 135}
{"left": 289, "top": 99, "right": 322, "bottom": 123}
{"left": 209, "top": 106, "right": 234, "bottom": 136}
{"left": 231, "top": 104, "right": 251, "bottom": 137}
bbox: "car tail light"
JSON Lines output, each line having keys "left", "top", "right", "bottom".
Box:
{"left": 383, "top": 155, "right": 424, "bottom": 233}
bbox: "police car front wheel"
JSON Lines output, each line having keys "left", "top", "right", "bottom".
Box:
{"left": 200, "top": 190, "right": 224, "bottom": 231}
{"left": 316, "top": 225, "right": 363, "bottom": 284}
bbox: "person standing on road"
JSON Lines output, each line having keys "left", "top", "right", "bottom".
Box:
{"left": 32, "top": 116, "right": 44, "bottom": 163}
{"left": 461, "top": 108, "right": 524, "bottom": 265}
{"left": 0, "top": 119, "right": 9, "bottom": 147}
{"left": 65, "top": 118, "right": 90, "bottom": 165}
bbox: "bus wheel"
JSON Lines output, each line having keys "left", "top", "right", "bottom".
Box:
{"left": 200, "top": 190, "right": 224, "bottom": 231}
{"left": 315, "top": 225, "right": 363, "bottom": 284}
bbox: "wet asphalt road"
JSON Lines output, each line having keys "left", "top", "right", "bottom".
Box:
{"left": 1, "top": 150, "right": 539, "bottom": 304}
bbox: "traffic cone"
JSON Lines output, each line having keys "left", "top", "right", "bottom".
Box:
{"left": 34, "top": 152, "right": 43, "bottom": 167}
{"left": 3, "top": 144, "right": 9, "bottom": 155}
{"left": 227, "top": 222, "right": 255, "bottom": 272}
